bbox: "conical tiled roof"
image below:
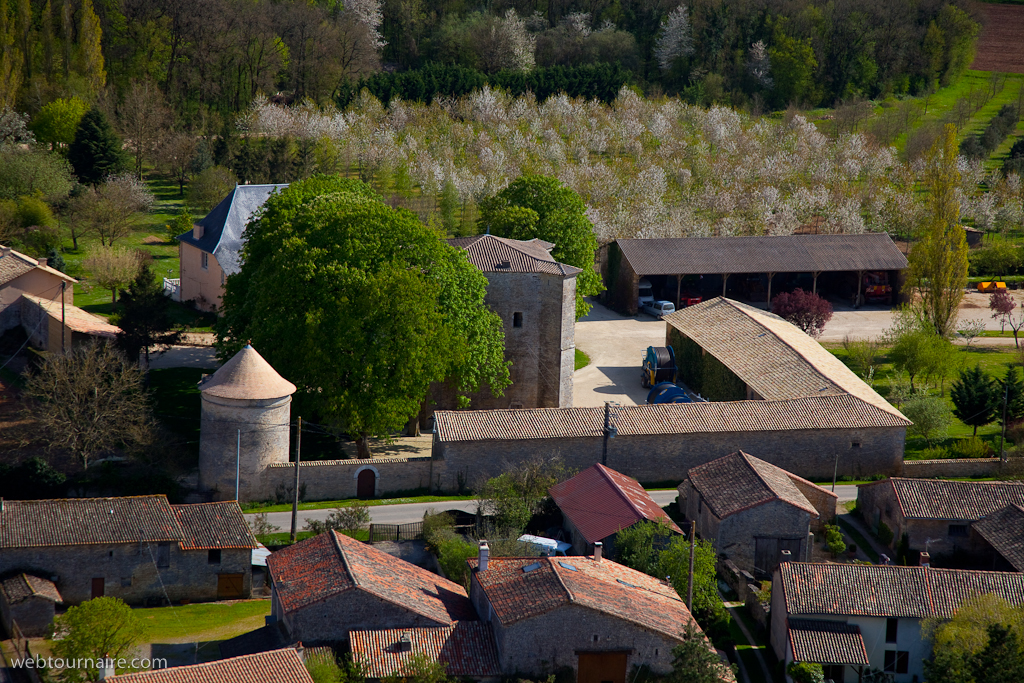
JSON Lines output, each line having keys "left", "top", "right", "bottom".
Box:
{"left": 199, "top": 345, "right": 296, "bottom": 400}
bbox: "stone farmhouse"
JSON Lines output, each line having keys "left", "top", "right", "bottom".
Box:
{"left": 770, "top": 562, "right": 1024, "bottom": 683}
{"left": 549, "top": 463, "right": 682, "bottom": 556}
{"left": 680, "top": 451, "right": 837, "bottom": 576}
{"left": 176, "top": 184, "right": 288, "bottom": 312}
{"left": 0, "top": 496, "right": 256, "bottom": 609}
{"left": 467, "top": 551, "right": 721, "bottom": 683}
{"left": 856, "top": 478, "right": 1024, "bottom": 559}
{"left": 972, "top": 504, "right": 1024, "bottom": 572}
{"left": 109, "top": 647, "right": 314, "bottom": 683}
{"left": 0, "top": 573, "right": 61, "bottom": 637}
{"left": 266, "top": 530, "right": 476, "bottom": 644}
{"left": 350, "top": 622, "right": 502, "bottom": 680}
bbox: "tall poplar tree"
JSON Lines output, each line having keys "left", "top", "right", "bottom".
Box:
{"left": 0, "top": 0, "right": 23, "bottom": 108}
{"left": 909, "top": 124, "right": 969, "bottom": 337}
{"left": 76, "top": 0, "right": 105, "bottom": 95}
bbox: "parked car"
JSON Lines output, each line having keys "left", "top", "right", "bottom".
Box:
{"left": 678, "top": 291, "right": 703, "bottom": 307}
{"left": 642, "top": 300, "right": 676, "bottom": 318}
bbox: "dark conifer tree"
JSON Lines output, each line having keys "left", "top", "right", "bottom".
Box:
{"left": 67, "top": 108, "right": 128, "bottom": 186}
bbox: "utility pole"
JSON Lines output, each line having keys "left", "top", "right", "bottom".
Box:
{"left": 999, "top": 381, "right": 1010, "bottom": 463}
{"left": 832, "top": 452, "right": 839, "bottom": 492}
{"left": 61, "top": 281, "right": 66, "bottom": 354}
{"left": 687, "top": 520, "right": 696, "bottom": 612}
{"left": 235, "top": 429, "right": 240, "bottom": 501}
{"left": 290, "top": 417, "right": 302, "bottom": 543}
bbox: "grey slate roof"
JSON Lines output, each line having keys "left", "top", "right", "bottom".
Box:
{"left": 615, "top": 233, "right": 908, "bottom": 276}
{"left": 176, "top": 184, "right": 288, "bottom": 275}
{"left": 858, "top": 478, "right": 1024, "bottom": 521}
{"left": 687, "top": 451, "right": 819, "bottom": 518}
{"left": 448, "top": 234, "right": 581, "bottom": 276}
{"left": 787, "top": 619, "right": 869, "bottom": 666}
{"left": 972, "top": 505, "right": 1024, "bottom": 572}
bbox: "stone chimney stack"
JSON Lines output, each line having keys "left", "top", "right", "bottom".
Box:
{"left": 593, "top": 542, "right": 603, "bottom": 562}
{"left": 193, "top": 223, "right": 204, "bottom": 239}
{"left": 779, "top": 549, "right": 792, "bottom": 565}
{"left": 478, "top": 540, "right": 489, "bottom": 572}
{"left": 919, "top": 551, "right": 930, "bottom": 568}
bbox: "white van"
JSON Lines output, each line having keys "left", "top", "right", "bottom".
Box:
{"left": 517, "top": 534, "right": 571, "bottom": 556}
{"left": 638, "top": 278, "right": 655, "bottom": 308}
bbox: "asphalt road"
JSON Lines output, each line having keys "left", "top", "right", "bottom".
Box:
{"left": 245, "top": 487, "right": 857, "bottom": 531}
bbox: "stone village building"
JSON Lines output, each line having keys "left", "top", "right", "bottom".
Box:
{"left": 0, "top": 573, "right": 62, "bottom": 637}
{"left": 549, "top": 463, "right": 682, "bottom": 556}
{"left": 0, "top": 496, "right": 256, "bottom": 610}
{"left": 771, "top": 562, "right": 1024, "bottom": 683}
{"left": 680, "top": 451, "right": 837, "bottom": 576}
{"left": 110, "top": 647, "right": 315, "bottom": 683}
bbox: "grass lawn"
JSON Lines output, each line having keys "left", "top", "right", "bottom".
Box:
{"left": 575, "top": 348, "right": 590, "bottom": 371}
{"left": 256, "top": 528, "right": 368, "bottom": 546}
{"left": 726, "top": 608, "right": 772, "bottom": 683}
{"left": 242, "top": 494, "right": 476, "bottom": 514}
{"left": 129, "top": 600, "right": 270, "bottom": 645}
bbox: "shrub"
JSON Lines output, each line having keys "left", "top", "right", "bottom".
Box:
{"left": 46, "top": 247, "right": 66, "bottom": 273}
{"left": 435, "top": 535, "right": 476, "bottom": 586}
{"left": 422, "top": 509, "right": 456, "bottom": 551}
{"left": 16, "top": 195, "right": 55, "bottom": 228}
{"left": 787, "top": 662, "right": 825, "bottom": 683}
{"left": 824, "top": 524, "right": 847, "bottom": 557}
{"left": 305, "top": 504, "right": 371, "bottom": 535}
{"left": 166, "top": 209, "right": 194, "bottom": 243}
{"left": 950, "top": 437, "right": 994, "bottom": 459}
{"left": 187, "top": 165, "right": 238, "bottom": 212}
{"left": 771, "top": 288, "right": 833, "bottom": 338}
{"left": 249, "top": 511, "right": 280, "bottom": 536}
{"left": 877, "top": 521, "right": 895, "bottom": 547}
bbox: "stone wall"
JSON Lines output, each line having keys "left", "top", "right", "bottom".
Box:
{"left": 0, "top": 544, "right": 250, "bottom": 606}
{"left": 786, "top": 475, "right": 839, "bottom": 531}
{"left": 598, "top": 242, "right": 641, "bottom": 316}
{"left": 261, "top": 456, "right": 434, "bottom": 502}
{"left": 1, "top": 593, "right": 55, "bottom": 638}
{"left": 433, "top": 426, "right": 904, "bottom": 493}
{"left": 901, "top": 458, "right": 1007, "bottom": 478}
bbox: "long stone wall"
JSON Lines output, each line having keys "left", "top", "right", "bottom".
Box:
{"left": 261, "top": 456, "right": 434, "bottom": 501}
{"left": 900, "top": 458, "right": 1017, "bottom": 479}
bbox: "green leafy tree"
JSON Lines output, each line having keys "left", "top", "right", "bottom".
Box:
{"left": 974, "top": 624, "right": 1024, "bottom": 683}
{"left": 0, "top": 146, "right": 74, "bottom": 201}
{"left": 51, "top": 597, "right": 145, "bottom": 683}
{"left": 30, "top": 97, "right": 89, "bottom": 150}
{"left": 824, "top": 524, "right": 847, "bottom": 557}
{"left": 904, "top": 395, "right": 952, "bottom": 446}
{"left": 924, "top": 594, "right": 1024, "bottom": 683}
{"left": 615, "top": 519, "right": 673, "bottom": 576}
{"left": 1002, "top": 366, "right": 1024, "bottom": 426}
{"left": 478, "top": 174, "right": 603, "bottom": 318}
{"left": 666, "top": 623, "right": 735, "bottom": 683}
{"left": 768, "top": 21, "right": 819, "bottom": 107}
{"left": 657, "top": 534, "right": 720, "bottom": 619}
{"left": 68, "top": 108, "right": 128, "bottom": 186}
{"left": 216, "top": 175, "right": 509, "bottom": 458}
{"left": 787, "top": 662, "right": 825, "bottom": 683}
{"left": 166, "top": 209, "right": 193, "bottom": 243}
{"left": 76, "top": 0, "right": 106, "bottom": 96}
{"left": 114, "top": 264, "right": 184, "bottom": 365}
{"left": 476, "top": 457, "right": 568, "bottom": 533}
{"left": 951, "top": 366, "right": 998, "bottom": 436}
{"left": 187, "top": 166, "right": 238, "bottom": 212}
{"left": 909, "top": 124, "right": 969, "bottom": 337}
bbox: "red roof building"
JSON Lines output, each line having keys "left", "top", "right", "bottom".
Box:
{"left": 548, "top": 463, "right": 682, "bottom": 555}
{"left": 109, "top": 647, "right": 313, "bottom": 683}
{"left": 350, "top": 622, "right": 501, "bottom": 679}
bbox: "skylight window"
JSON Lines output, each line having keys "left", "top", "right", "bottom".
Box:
{"left": 523, "top": 562, "right": 542, "bottom": 573}
{"left": 558, "top": 562, "right": 578, "bottom": 571}
{"left": 617, "top": 579, "right": 639, "bottom": 588}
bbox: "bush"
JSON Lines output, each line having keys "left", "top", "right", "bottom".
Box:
{"left": 305, "top": 504, "right": 371, "bottom": 535}
{"left": 166, "top": 209, "right": 194, "bottom": 243}
{"left": 970, "top": 242, "right": 1022, "bottom": 277}
{"left": 46, "top": 247, "right": 66, "bottom": 273}
{"left": 950, "top": 437, "right": 994, "bottom": 459}
{"left": 877, "top": 521, "right": 895, "bottom": 547}
{"left": 824, "top": 524, "right": 847, "bottom": 557}
{"left": 20, "top": 224, "right": 61, "bottom": 255}
{"left": 770, "top": 288, "right": 833, "bottom": 338}
{"left": 787, "top": 662, "right": 825, "bottom": 683}
{"left": 422, "top": 509, "right": 456, "bottom": 551}
{"left": 903, "top": 395, "right": 952, "bottom": 445}
{"left": 187, "top": 165, "right": 238, "bottom": 212}
{"left": 435, "top": 535, "right": 476, "bottom": 586}
{"left": 16, "top": 195, "right": 55, "bottom": 228}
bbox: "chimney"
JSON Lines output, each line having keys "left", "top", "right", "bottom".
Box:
{"left": 593, "top": 542, "right": 603, "bottom": 562}
{"left": 478, "top": 540, "right": 489, "bottom": 572}
{"left": 193, "top": 223, "right": 204, "bottom": 239}
{"left": 779, "top": 549, "right": 792, "bottom": 565}
{"left": 806, "top": 532, "right": 814, "bottom": 562}
{"left": 398, "top": 632, "right": 413, "bottom": 652}
{"left": 37, "top": 257, "right": 47, "bottom": 267}
{"left": 98, "top": 656, "right": 115, "bottom": 680}
{"left": 295, "top": 642, "right": 305, "bottom": 660}
{"left": 919, "top": 551, "right": 930, "bottom": 568}
{"left": 0, "top": 247, "right": 10, "bottom": 258}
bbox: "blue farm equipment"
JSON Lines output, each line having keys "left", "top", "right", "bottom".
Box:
{"left": 641, "top": 346, "right": 676, "bottom": 389}
{"left": 647, "top": 382, "right": 692, "bottom": 404}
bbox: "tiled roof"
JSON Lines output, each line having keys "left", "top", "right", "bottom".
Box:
{"left": 548, "top": 464, "right": 682, "bottom": 544}
{"left": 663, "top": 298, "right": 907, "bottom": 421}
{"left": 780, "top": 563, "right": 1024, "bottom": 619}
{"left": 859, "top": 478, "right": 1024, "bottom": 521}
{"left": 198, "top": 344, "right": 296, "bottom": 400}
{"left": 448, "top": 234, "right": 581, "bottom": 276}
{"left": 615, "top": 233, "right": 908, "bottom": 276}
{"left": 469, "top": 556, "right": 697, "bottom": 641}
{"left": 0, "top": 496, "right": 182, "bottom": 548}
{"left": 21, "top": 294, "right": 121, "bottom": 338}
{"left": 0, "top": 574, "right": 62, "bottom": 604}
{"left": 787, "top": 619, "right": 869, "bottom": 665}
{"left": 350, "top": 623, "right": 501, "bottom": 678}
{"left": 267, "top": 531, "right": 475, "bottom": 624}
{"left": 176, "top": 184, "right": 288, "bottom": 276}
{"left": 0, "top": 246, "right": 77, "bottom": 287}
{"left": 687, "top": 451, "right": 819, "bottom": 518}
{"left": 109, "top": 648, "right": 312, "bottom": 683}
{"left": 172, "top": 502, "right": 257, "bottom": 550}
{"left": 972, "top": 505, "right": 1024, "bottom": 572}
{"left": 435, "top": 393, "right": 908, "bottom": 444}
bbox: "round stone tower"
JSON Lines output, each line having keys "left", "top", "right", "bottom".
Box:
{"left": 198, "top": 345, "right": 297, "bottom": 502}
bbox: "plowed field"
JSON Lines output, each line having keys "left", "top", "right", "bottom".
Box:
{"left": 971, "top": 3, "right": 1024, "bottom": 73}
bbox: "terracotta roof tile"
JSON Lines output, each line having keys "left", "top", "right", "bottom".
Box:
{"left": 0, "top": 496, "right": 182, "bottom": 548}
{"left": 549, "top": 464, "right": 682, "bottom": 544}
{"left": 687, "top": 451, "right": 820, "bottom": 518}
{"left": 350, "top": 623, "right": 501, "bottom": 678}
{"left": 860, "top": 478, "right": 1024, "bottom": 521}
{"left": 267, "top": 531, "right": 474, "bottom": 624}
{"left": 972, "top": 505, "right": 1024, "bottom": 572}
{"left": 788, "top": 619, "right": 869, "bottom": 665}
{"left": 664, "top": 298, "right": 907, "bottom": 421}
{"left": 0, "top": 246, "right": 77, "bottom": 287}
{"left": 780, "top": 563, "right": 1024, "bottom": 619}
{"left": 0, "top": 574, "right": 62, "bottom": 604}
{"left": 198, "top": 345, "right": 296, "bottom": 400}
{"left": 109, "top": 648, "right": 312, "bottom": 683}
{"left": 435, "top": 394, "right": 908, "bottom": 444}
{"left": 470, "top": 556, "right": 697, "bottom": 641}
{"left": 172, "top": 502, "right": 257, "bottom": 550}
{"left": 21, "top": 295, "right": 119, "bottom": 338}
{"left": 448, "top": 235, "right": 581, "bottom": 276}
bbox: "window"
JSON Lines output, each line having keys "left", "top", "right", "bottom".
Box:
{"left": 949, "top": 524, "right": 969, "bottom": 537}
{"left": 208, "top": 549, "right": 222, "bottom": 564}
{"left": 513, "top": 312, "right": 523, "bottom": 328}
{"left": 156, "top": 542, "right": 170, "bottom": 568}
{"left": 823, "top": 665, "right": 844, "bottom": 683}
{"left": 201, "top": 252, "right": 208, "bottom": 270}
{"left": 884, "top": 650, "right": 909, "bottom": 674}
{"left": 851, "top": 441, "right": 861, "bottom": 448}
{"left": 120, "top": 577, "right": 132, "bottom": 587}
{"left": 886, "top": 618, "right": 898, "bottom": 643}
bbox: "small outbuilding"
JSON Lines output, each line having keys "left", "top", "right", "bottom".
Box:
{"left": 350, "top": 622, "right": 501, "bottom": 681}
{"left": 0, "top": 573, "right": 62, "bottom": 637}
{"left": 548, "top": 463, "right": 682, "bottom": 556}
{"left": 682, "top": 451, "right": 837, "bottom": 575}
{"left": 972, "top": 504, "right": 1024, "bottom": 572}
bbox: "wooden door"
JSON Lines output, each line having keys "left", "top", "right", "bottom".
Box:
{"left": 91, "top": 578, "right": 105, "bottom": 599}
{"left": 217, "top": 574, "right": 245, "bottom": 599}
{"left": 577, "top": 652, "right": 628, "bottom": 683}
{"left": 357, "top": 469, "right": 376, "bottom": 499}
{"left": 754, "top": 537, "right": 778, "bottom": 576}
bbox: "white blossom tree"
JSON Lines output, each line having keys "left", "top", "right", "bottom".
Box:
{"left": 654, "top": 5, "right": 694, "bottom": 72}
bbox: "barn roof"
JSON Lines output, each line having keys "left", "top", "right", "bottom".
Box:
{"left": 350, "top": 623, "right": 501, "bottom": 678}
{"left": 448, "top": 234, "right": 581, "bottom": 276}
{"left": 0, "top": 496, "right": 182, "bottom": 548}
{"left": 548, "top": 464, "right": 682, "bottom": 543}
{"left": 857, "top": 478, "right": 1024, "bottom": 521}
{"left": 614, "top": 233, "right": 907, "bottom": 276}
{"left": 172, "top": 502, "right": 258, "bottom": 550}
{"left": 687, "top": 451, "right": 820, "bottom": 518}
{"left": 787, "top": 619, "right": 869, "bottom": 666}
{"left": 972, "top": 505, "right": 1024, "bottom": 572}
